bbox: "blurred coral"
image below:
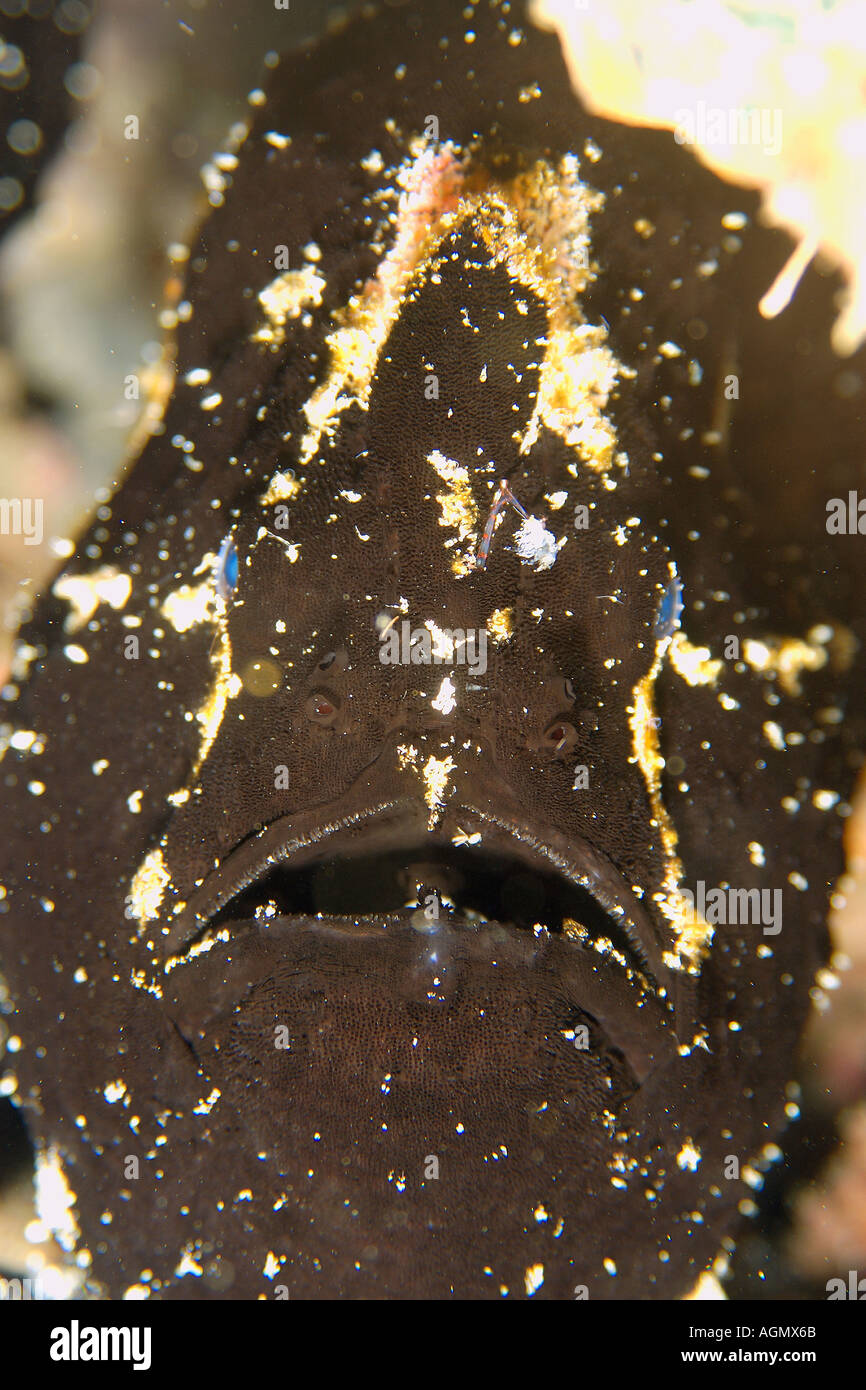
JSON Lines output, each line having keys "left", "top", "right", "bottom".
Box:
{"left": 788, "top": 1101, "right": 866, "bottom": 1276}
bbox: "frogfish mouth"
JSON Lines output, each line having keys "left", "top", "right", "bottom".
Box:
{"left": 0, "top": 0, "right": 863, "bottom": 1301}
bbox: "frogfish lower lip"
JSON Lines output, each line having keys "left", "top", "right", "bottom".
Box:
{"left": 161, "top": 794, "right": 669, "bottom": 991}
{"left": 165, "top": 911, "right": 675, "bottom": 1087}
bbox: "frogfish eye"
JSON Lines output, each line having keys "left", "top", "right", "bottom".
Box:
{"left": 215, "top": 532, "right": 239, "bottom": 601}
{"left": 305, "top": 690, "right": 341, "bottom": 725}
{"left": 542, "top": 719, "right": 578, "bottom": 753}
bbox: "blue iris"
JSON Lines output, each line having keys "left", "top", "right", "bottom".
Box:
{"left": 215, "top": 533, "right": 239, "bottom": 600}
{"left": 655, "top": 565, "right": 683, "bottom": 644}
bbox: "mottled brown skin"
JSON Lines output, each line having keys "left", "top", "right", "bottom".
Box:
{"left": 0, "top": 0, "right": 863, "bottom": 1299}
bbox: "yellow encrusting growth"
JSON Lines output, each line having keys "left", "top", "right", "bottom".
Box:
{"left": 488, "top": 607, "right": 515, "bottom": 644}
{"left": 422, "top": 754, "right": 457, "bottom": 828}
{"left": 163, "top": 552, "right": 243, "bottom": 811}
{"left": 683, "top": 1271, "right": 727, "bottom": 1301}
{"left": 741, "top": 635, "right": 828, "bottom": 696}
{"left": 427, "top": 451, "right": 479, "bottom": 575}
{"left": 260, "top": 471, "right": 302, "bottom": 505}
{"left": 396, "top": 743, "right": 419, "bottom": 771}
{"left": 128, "top": 849, "right": 171, "bottom": 926}
{"left": 629, "top": 649, "right": 713, "bottom": 973}
{"left": 34, "top": 1146, "right": 80, "bottom": 1253}
{"left": 53, "top": 567, "right": 132, "bottom": 633}
{"left": 190, "top": 626, "right": 242, "bottom": 773}
{"left": 293, "top": 142, "right": 630, "bottom": 487}
{"left": 669, "top": 632, "right": 723, "bottom": 687}
{"left": 471, "top": 157, "right": 633, "bottom": 473}
{"left": 160, "top": 580, "right": 214, "bottom": 635}
{"left": 253, "top": 266, "right": 326, "bottom": 349}
{"left": 296, "top": 138, "right": 467, "bottom": 465}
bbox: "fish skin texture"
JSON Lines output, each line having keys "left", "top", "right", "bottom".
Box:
{"left": 0, "top": 0, "right": 863, "bottom": 1299}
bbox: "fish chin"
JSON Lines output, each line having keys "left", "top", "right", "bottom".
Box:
{"left": 161, "top": 906, "right": 676, "bottom": 1293}
{"left": 155, "top": 789, "right": 683, "bottom": 1293}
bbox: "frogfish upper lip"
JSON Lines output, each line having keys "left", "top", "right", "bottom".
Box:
{"left": 161, "top": 792, "right": 670, "bottom": 992}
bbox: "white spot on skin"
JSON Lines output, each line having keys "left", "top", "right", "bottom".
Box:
{"left": 742, "top": 634, "right": 828, "bottom": 696}
{"left": 8, "top": 729, "right": 45, "bottom": 754}
{"left": 253, "top": 265, "right": 326, "bottom": 349}
{"left": 514, "top": 515, "right": 559, "bottom": 571}
{"left": 128, "top": 849, "right": 171, "bottom": 925}
{"left": 193, "top": 1087, "right": 221, "bottom": 1115}
{"left": 431, "top": 675, "right": 457, "bottom": 715}
{"left": 423, "top": 621, "right": 455, "bottom": 663}
{"left": 175, "top": 1245, "right": 204, "bottom": 1279}
{"left": 451, "top": 829, "right": 482, "bottom": 846}
{"left": 421, "top": 754, "right": 457, "bottom": 828}
{"left": 677, "top": 1140, "right": 702, "bottom": 1171}
{"left": 261, "top": 472, "right": 301, "bottom": 505}
{"left": 427, "top": 450, "right": 478, "bottom": 576}
{"left": 813, "top": 789, "right": 839, "bottom": 811}
{"left": 53, "top": 567, "right": 132, "bottom": 633}
{"left": 684, "top": 1270, "right": 728, "bottom": 1300}
{"left": 34, "top": 1148, "right": 80, "bottom": 1252}
{"left": 161, "top": 579, "right": 215, "bottom": 635}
